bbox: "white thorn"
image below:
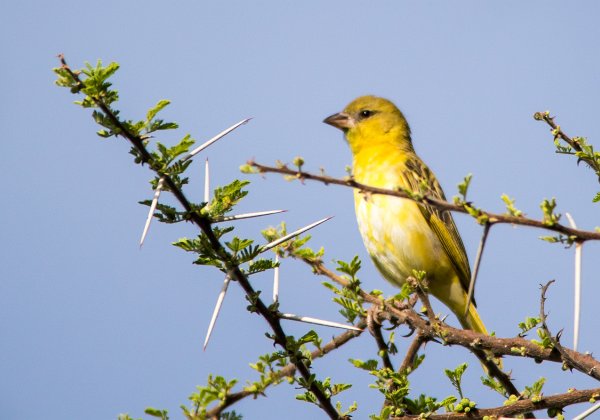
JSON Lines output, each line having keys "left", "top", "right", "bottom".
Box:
{"left": 139, "top": 177, "right": 165, "bottom": 248}
{"left": 273, "top": 254, "right": 280, "bottom": 303}
{"left": 204, "top": 158, "right": 210, "bottom": 202}
{"left": 203, "top": 275, "right": 231, "bottom": 351}
{"left": 573, "top": 401, "right": 600, "bottom": 420}
{"left": 260, "top": 216, "right": 333, "bottom": 253}
{"left": 184, "top": 118, "right": 251, "bottom": 161}
{"left": 565, "top": 212, "right": 582, "bottom": 351}
{"left": 213, "top": 209, "right": 287, "bottom": 223}
{"left": 279, "top": 313, "right": 363, "bottom": 331}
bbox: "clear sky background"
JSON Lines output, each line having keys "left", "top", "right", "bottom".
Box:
{"left": 2, "top": 2, "right": 600, "bottom": 419}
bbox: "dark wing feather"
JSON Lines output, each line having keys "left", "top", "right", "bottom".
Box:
{"left": 402, "top": 157, "right": 474, "bottom": 304}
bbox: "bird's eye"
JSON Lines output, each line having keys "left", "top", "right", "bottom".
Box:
{"left": 359, "top": 110, "right": 374, "bottom": 119}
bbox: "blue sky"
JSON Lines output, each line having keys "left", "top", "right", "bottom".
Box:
{"left": 2, "top": 2, "right": 600, "bottom": 419}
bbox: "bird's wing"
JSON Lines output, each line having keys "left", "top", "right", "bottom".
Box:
{"left": 402, "top": 157, "right": 474, "bottom": 302}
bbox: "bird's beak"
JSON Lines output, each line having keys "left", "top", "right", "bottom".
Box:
{"left": 323, "top": 112, "right": 354, "bottom": 130}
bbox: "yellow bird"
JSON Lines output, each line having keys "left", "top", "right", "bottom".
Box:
{"left": 324, "top": 95, "right": 488, "bottom": 336}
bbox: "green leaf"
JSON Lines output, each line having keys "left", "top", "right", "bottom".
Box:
{"left": 146, "top": 99, "right": 170, "bottom": 124}
{"left": 518, "top": 316, "right": 541, "bottom": 337}
{"left": 297, "top": 330, "right": 321, "bottom": 347}
{"left": 481, "top": 376, "right": 508, "bottom": 397}
{"left": 531, "top": 328, "right": 554, "bottom": 349}
{"left": 540, "top": 198, "right": 560, "bottom": 226}
{"left": 501, "top": 194, "right": 523, "bottom": 217}
{"left": 225, "top": 237, "right": 254, "bottom": 253}
{"left": 144, "top": 407, "right": 169, "bottom": 420}
{"left": 523, "top": 377, "right": 546, "bottom": 403}
{"left": 336, "top": 256, "right": 361, "bottom": 278}
{"left": 349, "top": 358, "right": 378, "bottom": 371}
{"left": 444, "top": 363, "right": 467, "bottom": 399}
{"left": 247, "top": 258, "right": 277, "bottom": 274}
{"left": 240, "top": 163, "right": 259, "bottom": 174}
{"left": 457, "top": 173, "right": 472, "bottom": 200}
{"left": 206, "top": 180, "right": 250, "bottom": 217}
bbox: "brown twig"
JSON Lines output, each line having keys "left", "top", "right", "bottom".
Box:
{"left": 391, "top": 386, "right": 600, "bottom": 419}
{"left": 398, "top": 332, "right": 426, "bottom": 374}
{"left": 534, "top": 111, "right": 600, "bottom": 180}
{"left": 205, "top": 322, "right": 364, "bottom": 419}
{"left": 534, "top": 112, "right": 582, "bottom": 151}
{"left": 303, "top": 257, "right": 598, "bottom": 420}
{"left": 409, "top": 277, "right": 523, "bottom": 403}
{"left": 296, "top": 256, "right": 600, "bottom": 381}
{"left": 249, "top": 160, "right": 600, "bottom": 242}
{"left": 539, "top": 281, "right": 592, "bottom": 377}
{"left": 367, "top": 306, "right": 395, "bottom": 371}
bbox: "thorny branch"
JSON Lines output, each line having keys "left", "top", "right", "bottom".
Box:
{"left": 294, "top": 255, "right": 600, "bottom": 381}
{"left": 398, "top": 332, "right": 426, "bottom": 374}
{"left": 58, "top": 55, "right": 343, "bottom": 420}
{"left": 205, "top": 323, "right": 364, "bottom": 419}
{"left": 534, "top": 111, "right": 600, "bottom": 182}
{"left": 296, "top": 256, "right": 600, "bottom": 417}
{"left": 539, "top": 281, "right": 593, "bottom": 379}
{"left": 408, "top": 278, "right": 521, "bottom": 400}
{"left": 367, "top": 307, "right": 395, "bottom": 371}
{"left": 248, "top": 160, "right": 600, "bottom": 242}
{"left": 392, "top": 387, "right": 600, "bottom": 420}
{"left": 58, "top": 56, "right": 600, "bottom": 418}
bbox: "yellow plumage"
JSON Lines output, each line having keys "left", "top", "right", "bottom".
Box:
{"left": 324, "top": 95, "right": 487, "bottom": 335}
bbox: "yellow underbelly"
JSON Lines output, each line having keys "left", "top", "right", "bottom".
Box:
{"left": 354, "top": 191, "right": 455, "bottom": 288}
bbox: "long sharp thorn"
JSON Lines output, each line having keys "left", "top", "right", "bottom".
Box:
{"left": 464, "top": 223, "right": 491, "bottom": 317}
{"left": 139, "top": 177, "right": 165, "bottom": 248}
{"left": 279, "top": 313, "right": 362, "bottom": 331}
{"left": 273, "top": 254, "right": 280, "bottom": 303}
{"left": 203, "top": 275, "right": 231, "bottom": 351}
{"left": 204, "top": 158, "right": 210, "bottom": 202}
{"left": 184, "top": 118, "right": 251, "bottom": 161}
{"left": 213, "top": 209, "right": 286, "bottom": 223}
{"left": 566, "top": 212, "right": 582, "bottom": 351}
{"left": 260, "top": 216, "right": 333, "bottom": 253}
{"left": 573, "top": 401, "right": 600, "bottom": 420}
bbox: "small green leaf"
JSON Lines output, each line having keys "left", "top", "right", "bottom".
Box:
{"left": 444, "top": 363, "right": 468, "bottom": 399}
{"left": 349, "top": 358, "right": 378, "bottom": 371}
{"left": 457, "top": 174, "right": 473, "bottom": 200}
{"left": 146, "top": 99, "right": 170, "bottom": 123}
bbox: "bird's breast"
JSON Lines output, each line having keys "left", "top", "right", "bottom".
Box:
{"left": 352, "top": 154, "right": 453, "bottom": 287}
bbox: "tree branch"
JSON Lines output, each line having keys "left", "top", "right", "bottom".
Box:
{"left": 367, "top": 306, "right": 395, "bottom": 371}
{"left": 534, "top": 111, "right": 600, "bottom": 181}
{"left": 249, "top": 160, "right": 600, "bottom": 242}
{"left": 398, "top": 332, "right": 426, "bottom": 374}
{"left": 392, "top": 387, "right": 600, "bottom": 419}
{"left": 205, "top": 323, "right": 364, "bottom": 419}
{"left": 295, "top": 256, "right": 600, "bottom": 381}
{"left": 58, "top": 56, "right": 343, "bottom": 420}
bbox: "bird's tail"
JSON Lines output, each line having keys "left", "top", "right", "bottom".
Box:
{"left": 458, "top": 301, "right": 503, "bottom": 371}
{"left": 459, "top": 300, "right": 488, "bottom": 334}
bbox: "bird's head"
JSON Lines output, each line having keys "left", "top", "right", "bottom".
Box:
{"left": 323, "top": 95, "right": 412, "bottom": 154}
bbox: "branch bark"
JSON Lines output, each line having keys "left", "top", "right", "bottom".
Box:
{"left": 59, "top": 56, "right": 344, "bottom": 420}
{"left": 249, "top": 160, "right": 600, "bottom": 242}
{"left": 392, "top": 387, "right": 600, "bottom": 420}
{"left": 296, "top": 256, "right": 600, "bottom": 382}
